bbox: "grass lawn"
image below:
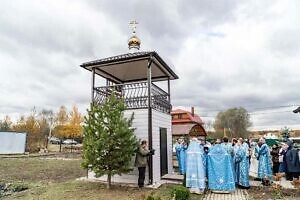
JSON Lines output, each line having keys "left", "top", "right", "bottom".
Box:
{"left": 0, "top": 157, "right": 85, "bottom": 183}
{"left": 5, "top": 181, "right": 187, "bottom": 200}
{"left": 0, "top": 156, "right": 201, "bottom": 200}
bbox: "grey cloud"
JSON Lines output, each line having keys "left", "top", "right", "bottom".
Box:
{"left": 269, "top": 28, "right": 300, "bottom": 57}
{"left": 87, "top": 0, "right": 243, "bottom": 57}
{"left": 0, "top": 0, "right": 299, "bottom": 130}
{"left": 178, "top": 0, "right": 240, "bottom": 25}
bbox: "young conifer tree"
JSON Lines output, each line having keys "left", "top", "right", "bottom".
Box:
{"left": 82, "top": 92, "right": 138, "bottom": 189}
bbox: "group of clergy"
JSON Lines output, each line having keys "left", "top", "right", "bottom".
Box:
{"left": 175, "top": 136, "right": 272, "bottom": 194}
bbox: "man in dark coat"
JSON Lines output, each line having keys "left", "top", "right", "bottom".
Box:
{"left": 271, "top": 144, "right": 280, "bottom": 175}
{"left": 135, "top": 140, "right": 150, "bottom": 188}
{"left": 285, "top": 140, "right": 300, "bottom": 181}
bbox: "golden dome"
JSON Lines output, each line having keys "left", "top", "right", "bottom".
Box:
{"left": 128, "top": 35, "right": 141, "bottom": 46}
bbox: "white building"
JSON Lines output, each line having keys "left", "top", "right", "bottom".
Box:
{"left": 80, "top": 24, "right": 178, "bottom": 185}
{"left": 263, "top": 132, "right": 278, "bottom": 139}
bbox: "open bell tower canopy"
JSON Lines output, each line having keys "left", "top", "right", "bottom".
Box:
{"left": 80, "top": 51, "right": 178, "bottom": 83}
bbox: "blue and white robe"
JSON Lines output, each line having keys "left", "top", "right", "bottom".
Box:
{"left": 175, "top": 143, "right": 187, "bottom": 174}
{"left": 235, "top": 146, "right": 250, "bottom": 187}
{"left": 222, "top": 143, "right": 235, "bottom": 178}
{"left": 207, "top": 144, "right": 235, "bottom": 191}
{"left": 257, "top": 143, "right": 272, "bottom": 180}
{"left": 233, "top": 145, "right": 239, "bottom": 182}
{"left": 242, "top": 143, "right": 249, "bottom": 158}
{"left": 221, "top": 143, "right": 233, "bottom": 156}
{"left": 185, "top": 141, "right": 206, "bottom": 190}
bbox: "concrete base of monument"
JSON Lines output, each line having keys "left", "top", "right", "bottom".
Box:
{"left": 77, "top": 176, "right": 182, "bottom": 189}
{"left": 189, "top": 188, "right": 205, "bottom": 194}
{"left": 161, "top": 173, "right": 183, "bottom": 182}
{"left": 212, "top": 190, "right": 231, "bottom": 194}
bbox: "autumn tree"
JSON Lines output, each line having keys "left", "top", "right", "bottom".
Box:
{"left": 53, "top": 105, "right": 83, "bottom": 139}
{"left": 82, "top": 93, "right": 138, "bottom": 189}
{"left": 39, "top": 109, "right": 54, "bottom": 136}
{"left": 0, "top": 115, "right": 12, "bottom": 131}
{"left": 53, "top": 106, "right": 69, "bottom": 139}
{"left": 213, "top": 107, "right": 252, "bottom": 138}
{"left": 37, "top": 109, "right": 55, "bottom": 148}
{"left": 56, "top": 105, "right": 69, "bottom": 125}
{"left": 68, "top": 105, "right": 83, "bottom": 139}
{"left": 13, "top": 115, "right": 26, "bottom": 132}
{"left": 13, "top": 109, "right": 44, "bottom": 152}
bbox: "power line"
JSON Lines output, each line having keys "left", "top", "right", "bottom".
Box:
{"left": 248, "top": 105, "right": 299, "bottom": 112}
{"left": 199, "top": 104, "right": 299, "bottom": 114}
{"left": 249, "top": 111, "right": 293, "bottom": 115}
{"left": 201, "top": 110, "right": 298, "bottom": 118}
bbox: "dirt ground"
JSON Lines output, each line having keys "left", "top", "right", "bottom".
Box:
{"left": 247, "top": 185, "right": 300, "bottom": 200}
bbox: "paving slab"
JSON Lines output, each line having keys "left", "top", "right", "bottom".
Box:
{"left": 202, "top": 189, "right": 248, "bottom": 200}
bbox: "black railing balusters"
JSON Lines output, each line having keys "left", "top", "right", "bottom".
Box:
{"left": 93, "top": 81, "right": 171, "bottom": 113}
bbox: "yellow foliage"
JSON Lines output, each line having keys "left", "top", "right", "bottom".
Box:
{"left": 53, "top": 105, "right": 83, "bottom": 139}
{"left": 56, "top": 106, "right": 69, "bottom": 125}
{"left": 53, "top": 124, "right": 82, "bottom": 139}
{"left": 69, "top": 105, "right": 83, "bottom": 125}
{"left": 13, "top": 113, "right": 44, "bottom": 152}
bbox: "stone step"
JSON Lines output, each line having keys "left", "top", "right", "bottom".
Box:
{"left": 161, "top": 174, "right": 183, "bottom": 182}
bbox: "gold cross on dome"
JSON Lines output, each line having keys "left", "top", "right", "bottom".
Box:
{"left": 129, "top": 20, "right": 138, "bottom": 34}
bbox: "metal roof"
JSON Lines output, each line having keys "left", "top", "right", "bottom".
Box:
{"left": 171, "top": 109, "right": 204, "bottom": 124}
{"left": 80, "top": 51, "right": 178, "bottom": 83}
{"left": 172, "top": 124, "right": 207, "bottom": 136}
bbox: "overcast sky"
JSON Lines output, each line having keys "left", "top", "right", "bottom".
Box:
{"left": 0, "top": 0, "right": 299, "bottom": 130}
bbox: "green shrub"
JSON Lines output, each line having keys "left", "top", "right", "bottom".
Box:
{"left": 145, "top": 194, "right": 162, "bottom": 200}
{"left": 146, "top": 195, "right": 155, "bottom": 200}
{"left": 9, "top": 182, "right": 28, "bottom": 192}
{"left": 171, "top": 186, "right": 190, "bottom": 200}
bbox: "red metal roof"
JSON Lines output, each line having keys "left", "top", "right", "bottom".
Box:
{"left": 172, "top": 124, "right": 206, "bottom": 136}
{"left": 171, "top": 109, "right": 204, "bottom": 124}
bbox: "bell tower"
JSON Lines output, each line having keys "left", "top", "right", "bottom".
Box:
{"left": 80, "top": 21, "right": 178, "bottom": 186}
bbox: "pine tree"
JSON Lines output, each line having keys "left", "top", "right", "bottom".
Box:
{"left": 82, "top": 92, "right": 138, "bottom": 189}
{"left": 280, "top": 126, "right": 290, "bottom": 141}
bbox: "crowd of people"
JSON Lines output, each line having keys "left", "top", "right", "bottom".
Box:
{"left": 134, "top": 137, "right": 299, "bottom": 191}
{"left": 174, "top": 136, "right": 300, "bottom": 194}
{"left": 270, "top": 140, "right": 300, "bottom": 181}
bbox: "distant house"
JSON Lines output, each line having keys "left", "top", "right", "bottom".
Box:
{"left": 171, "top": 107, "right": 207, "bottom": 141}
{"left": 263, "top": 132, "right": 278, "bottom": 139}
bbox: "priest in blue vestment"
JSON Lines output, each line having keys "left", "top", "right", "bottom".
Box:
{"left": 207, "top": 143, "right": 235, "bottom": 193}
{"left": 257, "top": 138, "right": 272, "bottom": 185}
{"left": 185, "top": 138, "right": 206, "bottom": 194}
{"left": 234, "top": 139, "right": 250, "bottom": 189}
{"left": 232, "top": 139, "right": 239, "bottom": 183}
{"left": 221, "top": 137, "right": 233, "bottom": 155}
{"left": 175, "top": 138, "right": 187, "bottom": 175}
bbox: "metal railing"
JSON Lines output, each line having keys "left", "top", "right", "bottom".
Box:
{"left": 93, "top": 81, "right": 171, "bottom": 113}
